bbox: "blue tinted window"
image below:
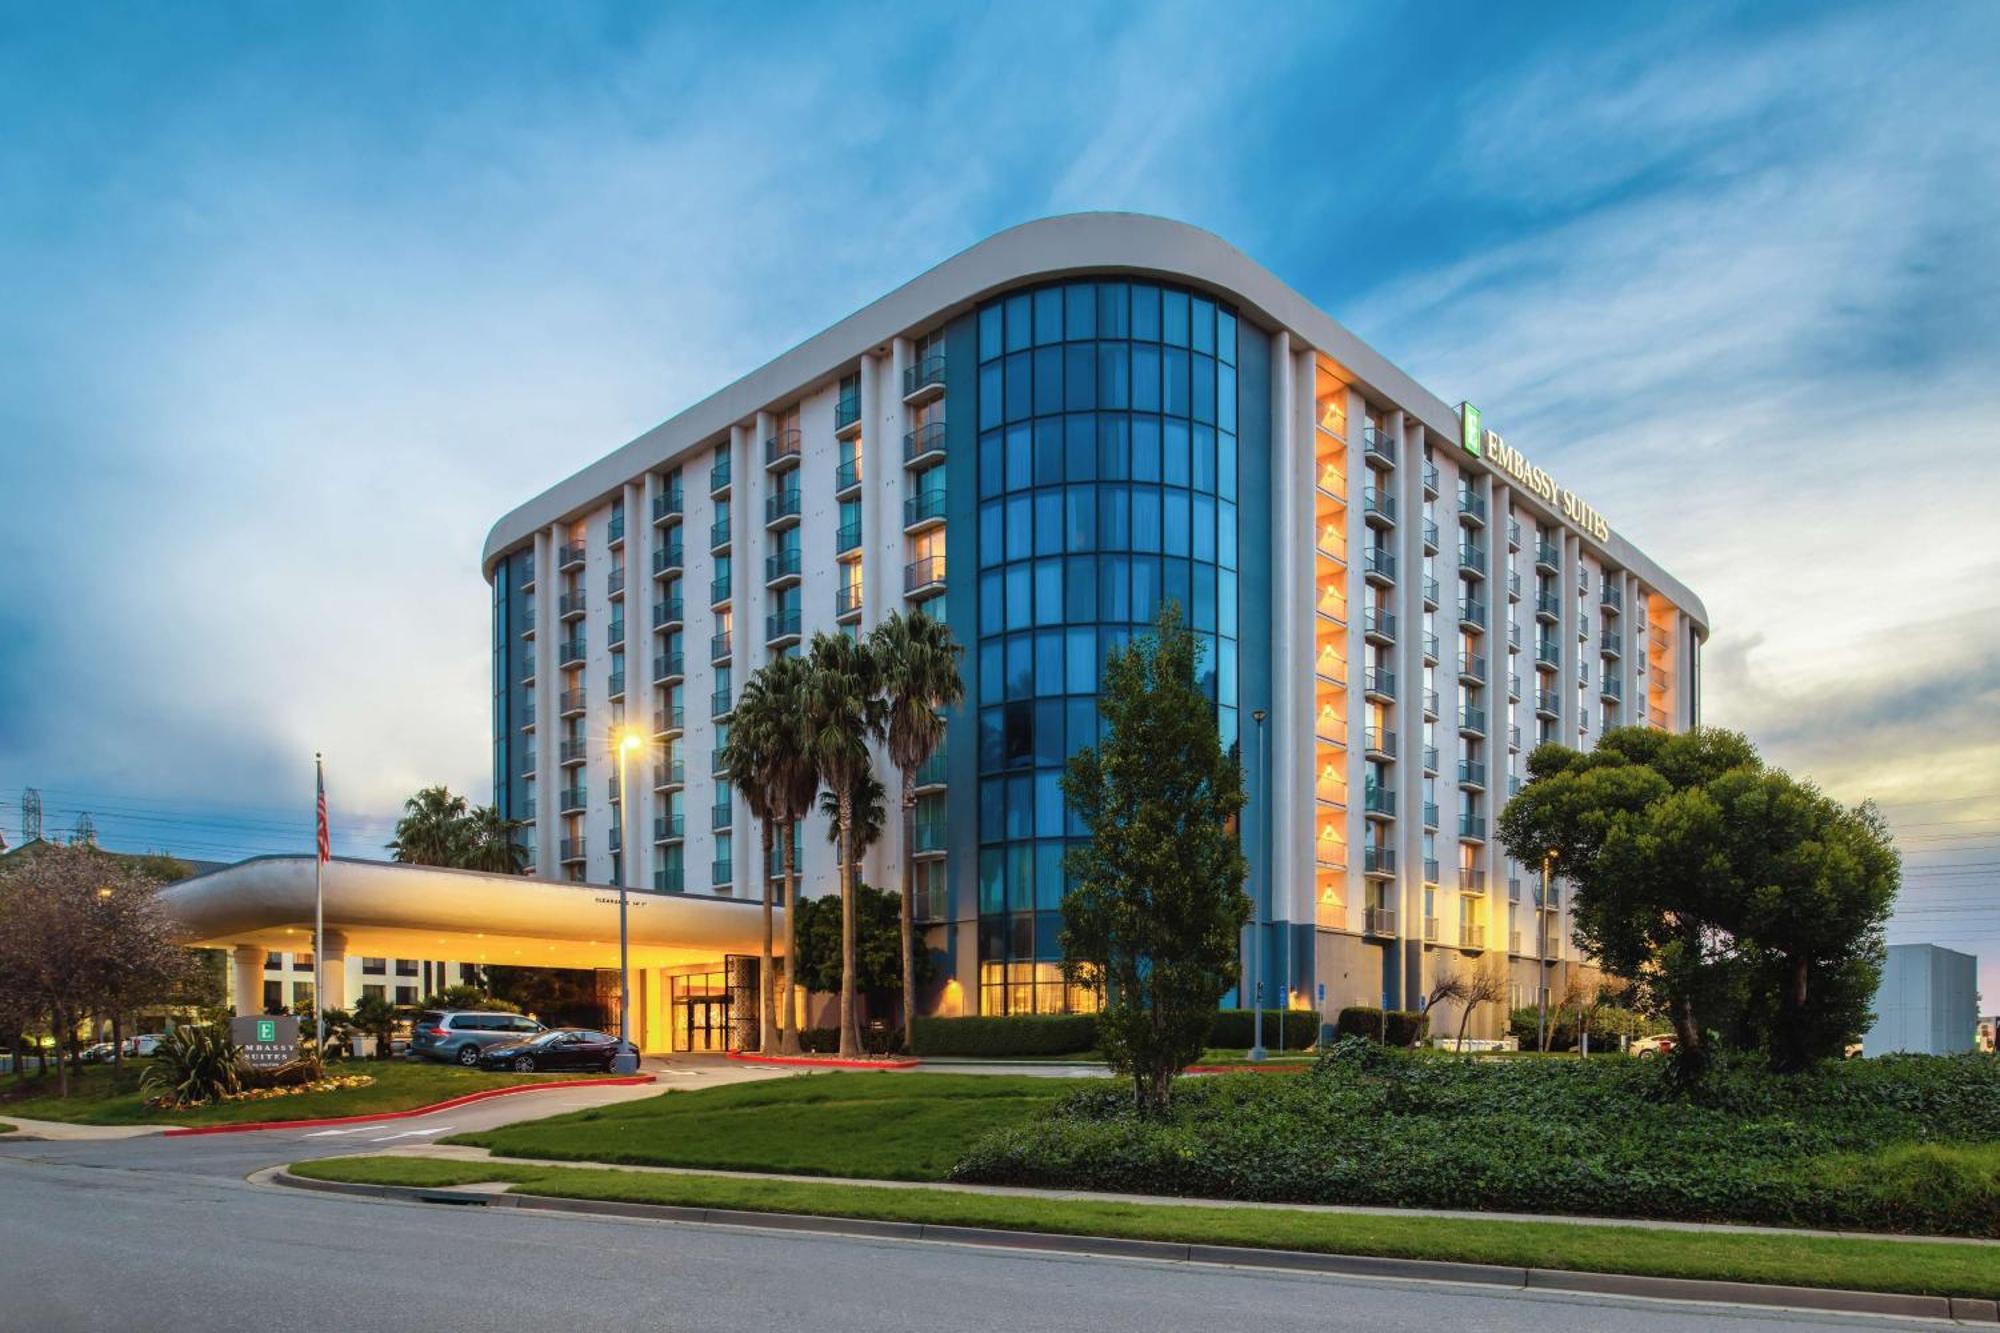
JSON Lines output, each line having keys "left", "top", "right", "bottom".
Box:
{"left": 1033, "top": 345, "right": 1063, "bottom": 416}
{"left": 1097, "top": 414, "right": 1128, "bottom": 480}
{"left": 1064, "top": 283, "right": 1096, "bottom": 340}
{"left": 1163, "top": 347, "right": 1190, "bottom": 416}
{"left": 1132, "top": 555, "right": 1160, "bottom": 622}
{"left": 1007, "top": 777, "right": 1033, "bottom": 840}
{"left": 1218, "top": 431, "right": 1237, "bottom": 501}
{"left": 1191, "top": 297, "right": 1215, "bottom": 354}
{"left": 1034, "top": 287, "right": 1063, "bottom": 345}
{"left": 1096, "top": 342, "right": 1128, "bottom": 409}
{"left": 1035, "top": 631, "right": 1064, "bottom": 695}
{"left": 1192, "top": 424, "right": 1216, "bottom": 493}
{"left": 979, "top": 707, "right": 1004, "bottom": 769}
{"left": 979, "top": 363, "right": 1003, "bottom": 431}
{"left": 1036, "top": 842, "right": 1066, "bottom": 910}
{"left": 1004, "top": 564, "right": 1032, "bottom": 631}
{"left": 1132, "top": 485, "right": 1162, "bottom": 553}
{"left": 1034, "top": 418, "right": 1063, "bottom": 487}
{"left": 1163, "top": 418, "right": 1190, "bottom": 487}
{"left": 1066, "top": 627, "right": 1095, "bottom": 692}
{"left": 1034, "top": 489, "right": 1063, "bottom": 556}
{"left": 979, "top": 304, "right": 1004, "bottom": 362}
{"left": 1005, "top": 494, "right": 1032, "bottom": 560}
{"left": 1217, "top": 362, "right": 1236, "bottom": 430}
{"left": 981, "top": 780, "right": 1004, "bottom": 844}
{"left": 1064, "top": 486, "right": 1096, "bottom": 551}
{"left": 1097, "top": 282, "right": 1128, "bottom": 338}
{"left": 980, "top": 570, "right": 1003, "bottom": 635}
{"left": 1065, "top": 554, "right": 1097, "bottom": 620}
{"left": 1131, "top": 284, "right": 1160, "bottom": 341}
{"left": 1005, "top": 425, "right": 1033, "bottom": 493}
{"left": 1131, "top": 344, "right": 1161, "bottom": 412}
{"left": 1005, "top": 633, "right": 1033, "bottom": 698}
{"left": 1004, "top": 293, "right": 1032, "bottom": 353}
{"left": 1217, "top": 309, "right": 1237, "bottom": 365}
{"left": 1164, "top": 488, "right": 1191, "bottom": 557}
{"left": 1192, "top": 353, "right": 1215, "bottom": 424}
{"left": 1162, "top": 288, "right": 1189, "bottom": 346}
{"left": 1034, "top": 559, "right": 1063, "bottom": 627}
{"left": 980, "top": 849, "right": 1004, "bottom": 911}
{"left": 1064, "top": 414, "right": 1096, "bottom": 481}
{"left": 1063, "top": 344, "right": 1096, "bottom": 411}
{"left": 979, "top": 641, "right": 1003, "bottom": 705}
{"left": 979, "top": 500, "right": 1004, "bottom": 564}
{"left": 1035, "top": 771, "right": 1064, "bottom": 836}
{"left": 1131, "top": 414, "right": 1160, "bottom": 482}
{"left": 1099, "top": 485, "right": 1129, "bottom": 550}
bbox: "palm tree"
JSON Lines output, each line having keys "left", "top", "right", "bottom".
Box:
{"left": 461, "top": 804, "right": 529, "bottom": 874}
{"left": 387, "top": 786, "right": 469, "bottom": 866}
{"left": 753, "top": 654, "right": 820, "bottom": 1054}
{"left": 802, "top": 631, "right": 884, "bottom": 1058}
{"left": 870, "top": 611, "right": 964, "bottom": 1050}
{"left": 721, "top": 670, "right": 783, "bottom": 1052}
{"left": 818, "top": 769, "right": 887, "bottom": 888}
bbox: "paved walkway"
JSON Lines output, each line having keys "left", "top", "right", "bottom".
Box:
{"left": 365, "top": 1143, "right": 2000, "bottom": 1249}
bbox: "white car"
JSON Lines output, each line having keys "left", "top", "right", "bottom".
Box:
{"left": 1629, "top": 1033, "right": 1676, "bottom": 1058}
{"left": 120, "top": 1034, "right": 166, "bottom": 1058}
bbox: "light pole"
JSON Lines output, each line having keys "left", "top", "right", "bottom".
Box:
{"left": 613, "top": 728, "right": 642, "bottom": 1074}
{"left": 1248, "top": 708, "right": 1268, "bottom": 1062}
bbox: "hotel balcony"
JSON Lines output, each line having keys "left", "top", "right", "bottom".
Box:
{"left": 653, "top": 706, "right": 685, "bottom": 738}
{"left": 1458, "top": 652, "right": 1487, "bottom": 685}
{"left": 1459, "top": 599, "right": 1487, "bottom": 632}
{"left": 607, "top": 567, "right": 625, "bottom": 598}
{"left": 558, "top": 739, "right": 587, "bottom": 766}
{"left": 557, "top": 639, "right": 586, "bottom": 668}
{"left": 559, "top": 688, "right": 586, "bottom": 718}
{"left": 765, "top": 547, "right": 803, "bottom": 587}
{"left": 1423, "top": 688, "right": 1439, "bottom": 719}
{"left": 1422, "top": 575, "right": 1440, "bottom": 608}
{"left": 652, "top": 598, "right": 684, "bottom": 631}
{"left": 711, "top": 859, "right": 734, "bottom": 888}
{"left": 710, "top": 631, "right": 732, "bottom": 663}
{"left": 557, "top": 542, "right": 585, "bottom": 571}
{"left": 765, "top": 488, "right": 802, "bottom": 529}
{"left": 709, "top": 516, "right": 732, "bottom": 552}
{"left": 834, "top": 457, "right": 862, "bottom": 499}
{"left": 1363, "top": 426, "right": 1396, "bottom": 467}
{"left": 559, "top": 591, "right": 586, "bottom": 620}
{"left": 710, "top": 803, "right": 733, "bottom": 832}
{"left": 904, "top": 488, "right": 948, "bottom": 533}
{"left": 1421, "top": 631, "right": 1439, "bottom": 663}
{"left": 1421, "top": 517, "right": 1440, "bottom": 553}
{"left": 652, "top": 652, "right": 684, "bottom": 684}
{"left": 905, "top": 555, "right": 946, "bottom": 600}
{"left": 1601, "top": 629, "right": 1622, "bottom": 657}
{"left": 1422, "top": 459, "right": 1439, "bottom": 496}
{"left": 652, "top": 490, "right": 683, "bottom": 524}
{"left": 1601, "top": 677, "right": 1623, "bottom": 702}
{"left": 1458, "top": 544, "right": 1487, "bottom": 578}
{"left": 1458, "top": 705, "right": 1487, "bottom": 736}
{"left": 1363, "top": 726, "right": 1397, "bottom": 760}
{"left": 835, "top": 395, "right": 862, "bottom": 437}
{"left": 1458, "top": 759, "right": 1487, "bottom": 789}
{"left": 1508, "top": 570, "right": 1522, "bottom": 602}
{"left": 764, "top": 427, "right": 802, "bottom": 470}
{"left": 1362, "top": 485, "right": 1396, "bottom": 526}
{"left": 1602, "top": 584, "right": 1623, "bottom": 613}
{"left": 1364, "top": 547, "right": 1397, "bottom": 585}
{"left": 1423, "top": 805, "right": 1439, "bottom": 832}
{"left": 1536, "top": 689, "right": 1562, "bottom": 719}
{"left": 1362, "top": 605, "right": 1396, "bottom": 644}
{"left": 1508, "top": 519, "right": 1522, "bottom": 550}
{"left": 710, "top": 575, "right": 732, "bottom": 607}
{"left": 1460, "top": 923, "right": 1487, "bottom": 951}
{"left": 559, "top": 838, "right": 585, "bottom": 864}
{"left": 765, "top": 609, "right": 802, "bottom": 648}
{"left": 1363, "top": 787, "right": 1397, "bottom": 819}
{"left": 1536, "top": 539, "right": 1561, "bottom": 571}
{"left": 1364, "top": 904, "right": 1398, "bottom": 934}
{"left": 558, "top": 786, "right": 586, "bottom": 815}
{"left": 708, "top": 457, "right": 732, "bottom": 496}
{"left": 1459, "top": 489, "right": 1488, "bottom": 525}
{"left": 654, "top": 867, "right": 685, "bottom": 893}
{"left": 903, "top": 354, "right": 947, "bottom": 403}
{"left": 653, "top": 762, "right": 685, "bottom": 791}
{"left": 1535, "top": 639, "right": 1560, "bottom": 668}
{"left": 1422, "top": 744, "right": 1439, "bottom": 774}
{"left": 835, "top": 583, "right": 863, "bottom": 623}
{"left": 1363, "top": 666, "right": 1396, "bottom": 702}
{"left": 1459, "top": 814, "right": 1488, "bottom": 841}
{"left": 1362, "top": 845, "right": 1397, "bottom": 878}
{"left": 904, "top": 420, "right": 947, "bottom": 468}
{"left": 607, "top": 671, "right": 625, "bottom": 699}
{"left": 652, "top": 543, "right": 684, "bottom": 577}
{"left": 1462, "top": 868, "right": 1487, "bottom": 894}
{"left": 710, "top": 688, "right": 733, "bottom": 720}
{"left": 835, "top": 522, "right": 863, "bottom": 557}
{"left": 1535, "top": 591, "right": 1561, "bottom": 621}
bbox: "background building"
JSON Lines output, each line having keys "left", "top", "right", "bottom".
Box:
{"left": 1863, "top": 942, "right": 1980, "bottom": 1056}
{"left": 481, "top": 214, "right": 1707, "bottom": 1035}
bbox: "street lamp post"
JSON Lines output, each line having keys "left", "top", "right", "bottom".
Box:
{"left": 1536, "top": 849, "right": 1556, "bottom": 1053}
{"left": 613, "top": 729, "right": 642, "bottom": 1074}
{"left": 1248, "top": 708, "right": 1268, "bottom": 1063}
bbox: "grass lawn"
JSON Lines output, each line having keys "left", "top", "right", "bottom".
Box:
{"left": 452, "top": 1073, "right": 1077, "bottom": 1181}
{"left": 288, "top": 1154, "right": 2000, "bottom": 1300}
{"left": 0, "top": 1059, "right": 620, "bottom": 1127}
{"left": 0, "top": 1122, "right": 13, "bottom": 1134}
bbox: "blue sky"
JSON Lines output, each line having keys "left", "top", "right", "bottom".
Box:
{"left": 1, "top": 2, "right": 1996, "bottom": 992}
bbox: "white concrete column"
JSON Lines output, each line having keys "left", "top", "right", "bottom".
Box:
{"left": 1266, "top": 331, "right": 1297, "bottom": 943}
{"left": 639, "top": 469, "right": 662, "bottom": 892}
{"left": 858, "top": 351, "right": 888, "bottom": 639}
{"left": 1559, "top": 532, "right": 1581, "bottom": 743}
{"left": 1392, "top": 415, "right": 1425, "bottom": 959}
{"left": 318, "top": 931, "right": 349, "bottom": 1012}
{"left": 875, "top": 339, "right": 914, "bottom": 637}
{"left": 231, "top": 945, "right": 264, "bottom": 1017}
{"left": 1343, "top": 386, "right": 1369, "bottom": 943}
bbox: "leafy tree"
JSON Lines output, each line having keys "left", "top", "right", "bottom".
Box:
{"left": 460, "top": 804, "right": 529, "bottom": 874}
{"left": 792, "top": 884, "right": 934, "bottom": 1002}
{"left": 387, "top": 786, "right": 470, "bottom": 865}
{"left": 818, "top": 770, "right": 886, "bottom": 883}
{"left": 871, "top": 611, "right": 965, "bottom": 1051}
{"left": 723, "top": 669, "right": 785, "bottom": 1051}
{"left": 1060, "top": 604, "right": 1249, "bottom": 1114}
{"left": 803, "top": 631, "right": 886, "bottom": 1058}
{"left": 349, "top": 993, "right": 400, "bottom": 1060}
{"left": 418, "top": 982, "right": 518, "bottom": 1013}
{"left": 1500, "top": 726, "right": 1897, "bottom": 1074}
{"left": 749, "top": 654, "right": 820, "bottom": 1055}
{"left": 1453, "top": 962, "right": 1509, "bottom": 1052}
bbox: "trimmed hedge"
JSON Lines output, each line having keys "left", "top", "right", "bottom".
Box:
{"left": 952, "top": 1043, "right": 2000, "bottom": 1236}
{"left": 912, "top": 1015, "right": 1099, "bottom": 1058}
{"left": 1335, "top": 1006, "right": 1429, "bottom": 1046}
{"left": 794, "top": 1027, "right": 900, "bottom": 1055}
{"left": 910, "top": 1010, "right": 1319, "bottom": 1058}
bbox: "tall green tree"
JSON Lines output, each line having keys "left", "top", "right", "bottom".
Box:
{"left": 818, "top": 769, "right": 886, "bottom": 886}
{"left": 722, "top": 669, "right": 785, "bottom": 1052}
{"left": 803, "top": 631, "right": 885, "bottom": 1058}
{"left": 460, "top": 804, "right": 529, "bottom": 874}
{"left": 1499, "top": 726, "right": 1898, "bottom": 1074}
{"left": 870, "top": 611, "right": 964, "bottom": 1051}
{"left": 386, "top": 786, "right": 471, "bottom": 866}
{"left": 757, "top": 654, "right": 821, "bottom": 1055}
{"left": 1060, "top": 604, "right": 1249, "bottom": 1114}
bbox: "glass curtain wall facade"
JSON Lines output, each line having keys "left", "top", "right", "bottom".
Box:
{"left": 971, "top": 278, "right": 1255, "bottom": 1015}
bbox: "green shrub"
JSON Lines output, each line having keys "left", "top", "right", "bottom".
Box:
{"left": 140, "top": 1025, "right": 242, "bottom": 1108}
{"left": 1205, "top": 1010, "right": 1317, "bottom": 1051}
{"left": 794, "top": 1027, "right": 900, "bottom": 1056}
{"left": 1335, "top": 1006, "right": 1384, "bottom": 1041}
{"left": 1383, "top": 1010, "right": 1428, "bottom": 1047}
{"left": 951, "top": 1049, "right": 2000, "bottom": 1236}
{"left": 911, "top": 1015, "right": 1099, "bottom": 1057}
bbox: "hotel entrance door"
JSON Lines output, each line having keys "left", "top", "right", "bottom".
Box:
{"left": 676, "top": 996, "right": 731, "bottom": 1052}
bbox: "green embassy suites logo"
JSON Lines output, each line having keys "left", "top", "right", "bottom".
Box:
{"left": 1459, "top": 402, "right": 1483, "bottom": 457}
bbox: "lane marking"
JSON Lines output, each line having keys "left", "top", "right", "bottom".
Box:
{"left": 367, "top": 1127, "right": 455, "bottom": 1142}
{"left": 301, "top": 1127, "right": 371, "bottom": 1137}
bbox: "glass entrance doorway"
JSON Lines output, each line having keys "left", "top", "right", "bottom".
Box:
{"left": 676, "top": 996, "right": 731, "bottom": 1052}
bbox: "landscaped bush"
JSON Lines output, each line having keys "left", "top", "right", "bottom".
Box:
{"left": 139, "top": 1025, "right": 242, "bottom": 1108}
{"left": 794, "top": 1027, "right": 901, "bottom": 1056}
{"left": 911, "top": 1015, "right": 1099, "bottom": 1058}
{"left": 1383, "top": 1010, "right": 1428, "bottom": 1047}
{"left": 1332, "top": 1007, "right": 1427, "bottom": 1046}
{"left": 951, "top": 1043, "right": 2000, "bottom": 1236}
{"left": 1204, "top": 1010, "right": 1317, "bottom": 1051}
{"left": 1335, "top": 1006, "right": 1383, "bottom": 1041}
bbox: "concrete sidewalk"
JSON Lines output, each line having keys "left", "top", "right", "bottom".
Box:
{"left": 363, "top": 1142, "right": 2000, "bottom": 1249}
{"left": 0, "top": 1116, "right": 164, "bottom": 1141}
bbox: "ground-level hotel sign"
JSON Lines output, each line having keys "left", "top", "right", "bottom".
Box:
{"left": 1458, "top": 402, "right": 1611, "bottom": 544}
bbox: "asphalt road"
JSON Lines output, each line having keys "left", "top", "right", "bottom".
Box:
{"left": 0, "top": 1069, "right": 1962, "bottom": 1332}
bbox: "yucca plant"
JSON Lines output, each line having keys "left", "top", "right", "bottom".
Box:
{"left": 139, "top": 1024, "right": 244, "bottom": 1108}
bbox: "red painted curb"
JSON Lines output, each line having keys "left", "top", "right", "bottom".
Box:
{"left": 159, "top": 1073, "right": 657, "bottom": 1137}
{"left": 725, "top": 1051, "right": 919, "bottom": 1071}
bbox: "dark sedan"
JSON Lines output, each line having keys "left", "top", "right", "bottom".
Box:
{"left": 473, "top": 1028, "right": 632, "bottom": 1073}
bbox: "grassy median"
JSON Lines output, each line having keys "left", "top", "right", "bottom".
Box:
{"left": 288, "top": 1153, "right": 2000, "bottom": 1299}
{"left": 0, "top": 1060, "right": 622, "bottom": 1127}
{"left": 453, "top": 1073, "right": 1069, "bottom": 1180}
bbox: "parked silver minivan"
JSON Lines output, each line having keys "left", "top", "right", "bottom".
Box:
{"left": 408, "top": 1011, "right": 545, "bottom": 1066}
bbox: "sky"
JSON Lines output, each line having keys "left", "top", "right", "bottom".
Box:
{"left": 1, "top": 2, "right": 1996, "bottom": 996}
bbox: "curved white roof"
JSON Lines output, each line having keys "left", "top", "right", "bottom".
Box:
{"left": 159, "top": 856, "right": 778, "bottom": 970}
{"left": 480, "top": 211, "right": 1706, "bottom": 629}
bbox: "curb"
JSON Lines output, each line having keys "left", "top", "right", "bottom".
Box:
{"left": 270, "top": 1171, "right": 1991, "bottom": 1322}
{"left": 160, "top": 1074, "right": 657, "bottom": 1137}
{"left": 1184, "top": 1063, "right": 1309, "bottom": 1075}
{"left": 725, "top": 1052, "right": 919, "bottom": 1071}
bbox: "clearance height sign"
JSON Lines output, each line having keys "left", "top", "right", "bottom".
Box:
{"left": 1457, "top": 402, "right": 1611, "bottom": 544}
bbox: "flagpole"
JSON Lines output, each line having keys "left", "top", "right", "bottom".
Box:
{"left": 315, "top": 752, "right": 326, "bottom": 1058}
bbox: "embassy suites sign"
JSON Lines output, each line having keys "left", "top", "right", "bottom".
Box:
{"left": 1456, "top": 403, "right": 1611, "bottom": 544}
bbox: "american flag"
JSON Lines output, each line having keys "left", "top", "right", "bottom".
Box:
{"left": 315, "top": 755, "right": 331, "bottom": 863}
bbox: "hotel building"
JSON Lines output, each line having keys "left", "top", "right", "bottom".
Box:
{"left": 480, "top": 214, "right": 1707, "bottom": 1036}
